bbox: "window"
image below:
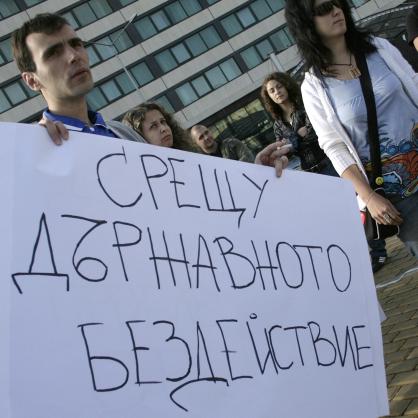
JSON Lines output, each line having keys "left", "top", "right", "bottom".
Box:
{"left": 151, "top": 10, "right": 170, "bottom": 31}
{"left": 185, "top": 34, "right": 206, "bottom": 56}
{"left": 129, "top": 61, "right": 154, "bottom": 86}
{"left": 171, "top": 44, "right": 190, "bottom": 63}
{"left": 206, "top": 66, "right": 227, "bottom": 89}
{"left": 0, "top": 0, "right": 19, "bottom": 19}
{"left": 206, "top": 0, "right": 220, "bottom": 4}
{"left": 0, "top": 90, "right": 10, "bottom": 113}
{"left": 63, "top": 0, "right": 112, "bottom": 29}
{"left": 180, "top": 0, "right": 201, "bottom": 15}
{"left": 0, "top": 37, "right": 12, "bottom": 66}
{"left": 270, "top": 28, "right": 293, "bottom": 51}
{"left": 155, "top": 50, "right": 177, "bottom": 73}
{"left": 119, "top": 0, "right": 136, "bottom": 5}
{"left": 220, "top": 15, "right": 242, "bottom": 37}
{"left": 256, "top": 39, "right": 274, "bottom": 59}
{"left": 266, "top": 0, "right": 285, "bottom": 12}
{"left": 191, "top": 76, "right": 211, "bottom": 96}
{"left": 166, "top": 2, "right": 187, "bottom": 23}
{"left": 175, "top": 83, "right": 197, "bottom": 106}
{"left": 110, "top": 31, "right": 134, "bottom": 52}
{"left": 24, "top": 0, "right": 45, "bottom": 6}
{"left": 241, "top": 46, "right": 261, "bottom": 69}
{"left": 0, "top": 79, "right": 38, "bottom": 113}
{"left": 87, "top": 88, "right": 107, "bottom": 111}
{"left": 250, "top": 0, "right": 271, "bottom": 20}
{"left": 134, "top": 17, "right": 157, "bottom": 40}
{"left": 101, "top": 79, "right": 121, "bottom": 102}
{"left": 219, "top": 59, "right": 241, "bottom": 81}
{"left": 200, "top": 27, "right": 221, "bottom": 48}
{"left": 237, "top": 8, "right": 256, "bottom": 28}
{"left": 154, "top": 95, "right": 174, "bottom": 113}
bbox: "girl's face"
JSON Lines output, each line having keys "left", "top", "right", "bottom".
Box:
{"left": 266, "top": 80, "right": 289, "bottom": 105}
{"left": 142, "top": 110, "right": 173, "bottom": 148}
{"left": 312, "top": 0, "right": 347, "bottom": 41}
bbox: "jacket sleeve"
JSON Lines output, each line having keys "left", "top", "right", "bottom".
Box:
{"left": 301, "top": 76, "right": 357, "bottom": 175}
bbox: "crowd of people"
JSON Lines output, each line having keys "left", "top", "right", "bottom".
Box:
{"left": 8, "top": 0, "right": 418, "bottom": 270}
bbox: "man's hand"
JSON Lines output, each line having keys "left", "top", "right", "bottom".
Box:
{"left": 255, "top": 142, "right": 291, "bottom": 177}
{"left": 39, "top": 117, "right": 69, "bottom": 145}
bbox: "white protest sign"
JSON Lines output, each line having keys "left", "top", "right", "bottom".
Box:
{"left": 0, "top": 122, "right": 388, "bottom": 418}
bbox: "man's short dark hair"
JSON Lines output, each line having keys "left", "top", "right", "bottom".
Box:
{"left": 12, "top": 13, "right": 69, "bottom": 73}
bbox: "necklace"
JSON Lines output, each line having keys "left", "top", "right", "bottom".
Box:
{"left": 330, "top": 53, "right": 361, "bottom": 79}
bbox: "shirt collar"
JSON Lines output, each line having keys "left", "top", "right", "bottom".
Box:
{"left": 43, "top": 109, "right": 106, "bottom": 131}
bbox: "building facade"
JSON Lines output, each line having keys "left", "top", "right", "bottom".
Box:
{"left": 0, "top": 0, "right": 411, "bottom": 148}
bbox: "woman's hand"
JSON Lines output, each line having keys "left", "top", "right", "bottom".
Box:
{"left": 297, "top": 126, "right": 308, "bottom": 137}
{"left": 366, "top": 191, "right": 403, "bottom": 225}
{"left": 255, "top": 142, "right": 290, "bottom": 177}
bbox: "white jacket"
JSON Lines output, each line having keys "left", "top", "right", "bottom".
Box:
{"left": 301, "top": 37, "right": 418, "bottom": 207}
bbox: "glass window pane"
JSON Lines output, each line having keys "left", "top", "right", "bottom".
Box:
{"left": 171, "top": 43, "right": 190, "bottom": 63}
{"left": 191, "top": 76, "right": 211, "bottom": 97}
{"left": 134, "top": 17, "right": 157, "bottom": 40}
{"left": 101, "top": 80, "right": 121, "bottom": 102}
{"left": 237, "top": 8, "right": 256, "bottom": 28}
{"left": 0, "top": 90, "right": 11, "bottom": 113}
{"left": 24, "top": 0, "right": 44, "bottom": 6}
{"left": 220, "top": 59, "right": 241, "bottom": 81}
{"left": 270, "top": 29, "right": 292, "bottom": 52}
{"left": 256, "top": 39, "right": 274, "bottom": 59}
{"left": 119, "top": 0, "right": 136, "bottom": 5}
{"left": 95, "top": 39, "right": 116, "bottom": 60}
{"left": 89, "top": 0, "right": 112, "bottom": 18}
{"left": 86, "top": 46, "right": 101, "bottom": 66}
{"left": 165, "top": 3, "right": 187, "bottom": 23}
{"left": 116, "top": 72, "right": 135, "bottom": 94}
{"left": 87, "top": 88, "right": 107, "bottom": 111}
{"left": 266, "top": 0, "right": 285, "bottom": 12}
{"left": 130, "top": 62, "right": 154, "bottom": 86}
{"left": 0, "top": 37, "right": 12, "bottom": 63}
{"left": 206, "top": 0, "right": 220, "bottom": 4}
{"left": 200, "top": 26, "right": 221, "bottom": 48}
{"left": 73, "top": 4, "right": 96, "bottom": 27}
{"left": 0, "top": 0, "right": 20, "bottom": 19}
{"left": 180, "top": 0, "right": 201, "bottom": 15}
{"left": 185, "top": 34, "right": 207, "bottom": 56}
{"left": 250, "top": 0, "right": 271, "bottom": 20}
{"left": 61, "top": 12, "right": 79, "bottom": 30}
{"left": 175, "top": 83, "right": 198, "bottom": 106}
{"left": 155, "top": 50, "right": 177, "bottom": 73}
{"left": 205, "top": 66, "right": 227, "bottom": 89}
{"left": 151, "top": 10, "right": 170, "bottom": 31}
{"left": 21, "top": 80, "right": 38, "bottom": 98}
{"left": 111, "top": 31, "right": 133, "bottom": 52}
{"left": 221, "top": 15, "right": 242, "bottom": 37}
{"left": 241, "top": 46, "right": 261, "bottom": 69}
{"left": 155, "top": 95, "right": 174, "bottom": 113}
{"left": 5, "top": 82, "right": 27, "bottom": 105}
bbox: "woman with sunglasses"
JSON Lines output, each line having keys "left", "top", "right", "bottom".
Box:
{"left": 260, "top": 71, "right": 337, "bottom": 175}
{"left": 285, "top": 0, "right": 418, "bottom": 261}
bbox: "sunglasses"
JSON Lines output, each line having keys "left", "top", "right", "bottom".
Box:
{"left": 313, "top": 0, "right": 343, "bottom": 16}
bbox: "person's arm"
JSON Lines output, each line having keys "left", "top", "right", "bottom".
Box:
{"left": 341, "top": 164, "right": 402, "bottom": 225}
{"left": 234, "top": 139, "right": 255, "bottom": 163}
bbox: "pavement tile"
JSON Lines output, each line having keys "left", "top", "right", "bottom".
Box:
{"left": 394, "top": 384, "right": 418, "bottom": 400}
{"left": 402, "top": 337, "right": 418, "bottom": 350}
{"left": 385, "top": 350, "right": 416, "bottom": 366}
{"left": 389, "top": 399, "right": 412, "bottom": 415}
{"left": 386, "top": 359, "right": 418, "bottom": 375}
{"left": 407, "top": 348, "right": 418, "bottom": 360}
{"left": 385, "top": 341, "right": 407, "bottom": 355}
{"left": 389, "top": 369, "right": 418, "bottom": 387}
{"left": 394, "top": 328, "right": 418, "bottom": 342}
{"left": 405, "top": 399, "right": 418, "bottom": 415}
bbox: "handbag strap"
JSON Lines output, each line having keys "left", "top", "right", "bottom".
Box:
{"left": 354, "top": 50, "right": 383, "bottom": 186}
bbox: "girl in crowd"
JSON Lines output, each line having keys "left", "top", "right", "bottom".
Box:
{"left": 285, "top": 0, "right": 418, "bottom": 259}
{"left": 123, "top": 102, "right": 196, "bottom": 152}
{"left": 260, "top": 71, "right": 337, "bottom": 176}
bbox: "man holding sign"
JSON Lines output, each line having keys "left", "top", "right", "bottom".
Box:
{"left": 11, "top": 13, "right": 145, "bottom": 144}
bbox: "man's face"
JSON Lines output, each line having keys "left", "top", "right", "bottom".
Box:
{"left": 192, "top": 125, "right": 217, "bottom": 154}
{"left": 23, "top": 24, "right": 93, "bottom": 105}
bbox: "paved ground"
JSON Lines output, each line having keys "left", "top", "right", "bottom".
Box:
{"left": 374, "top": 237, "right": 418, "bottom": 417}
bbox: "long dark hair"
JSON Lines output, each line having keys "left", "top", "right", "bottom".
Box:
{"left": 123, "top": 102, "right": 196, "bottom": 152}
{"left": 285, "top": 0, "right": 376, "bottom": 73}
{"left": 260, "top": 72, "right": 302, "bottom": 121}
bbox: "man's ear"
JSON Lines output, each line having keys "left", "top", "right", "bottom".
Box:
{"left": 22, "top": 72, "right": 42, "bottom": 92}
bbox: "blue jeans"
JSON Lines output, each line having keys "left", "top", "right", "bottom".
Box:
{"left": 394, "top": 193, "right": 418, "bottom": 259}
